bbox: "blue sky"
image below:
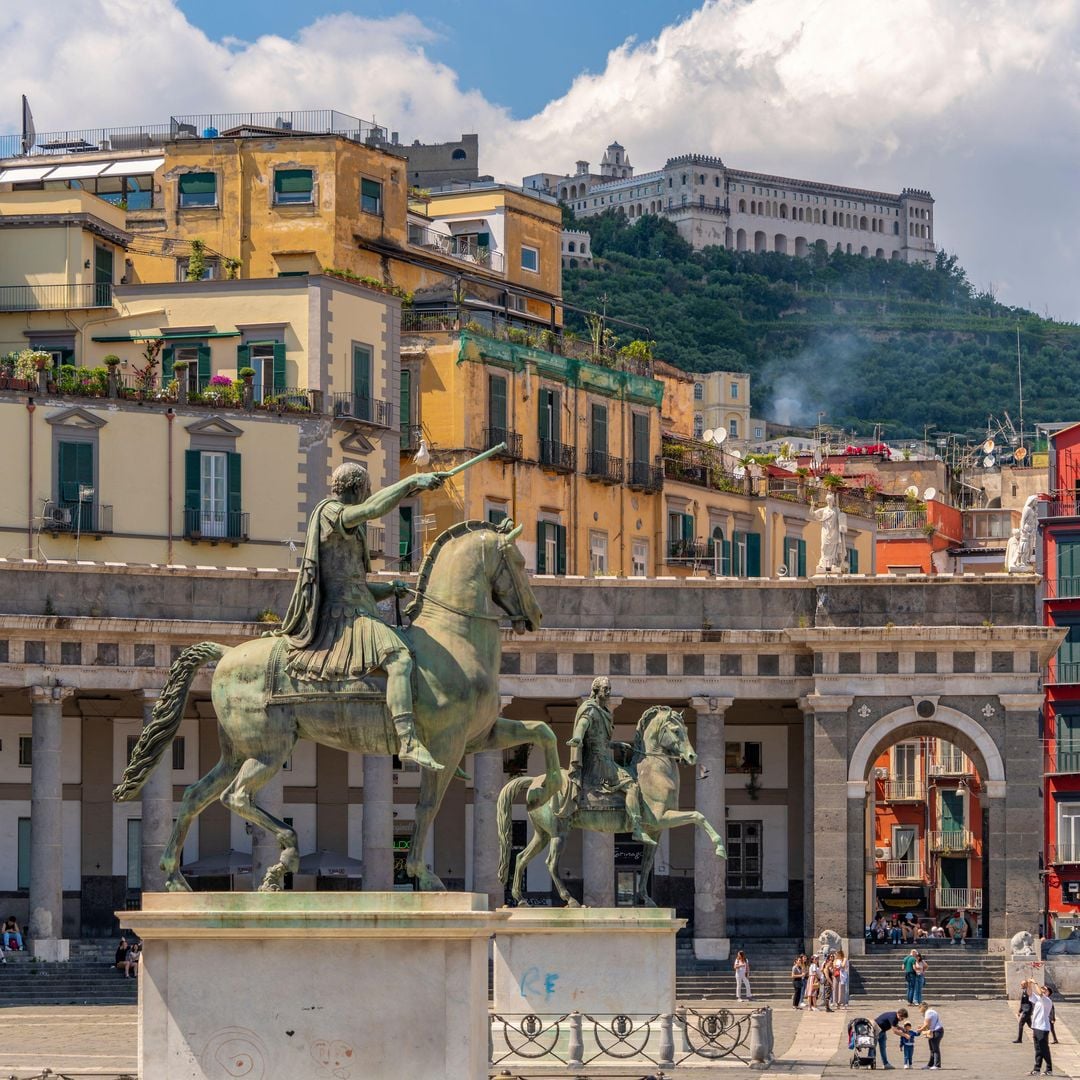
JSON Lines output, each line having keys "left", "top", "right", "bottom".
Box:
{"left": 176, "top": 0, "right": 689, "bottom": 117}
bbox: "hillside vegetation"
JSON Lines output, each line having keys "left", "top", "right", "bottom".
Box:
{"left": 561, "top": 211, "right": 1080, "bottom": 438}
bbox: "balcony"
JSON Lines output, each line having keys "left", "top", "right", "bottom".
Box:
{"left": 400, "top": 424, "right": 423, "bottom": 453}
{"left": 935, "top": 887, "right": 982, "bottom": 910}
{"left": 885, "top": 860, "right": 924, "bottom": 882}
{"left": 928, "top": 829, "right": 975, "bottom": 853}
{"left": 662, "top": 445, "right": 740, "bottom": 494}
{"left": 483, "top": 427, "right": 523, "bottom": 461}
{"left": 183, "top": 509, "right": 250, "bottom": 542}
{"left": 1049, "top": 844, "right": 1080, "bottom": 865}
{"left": 626, "top": 460, "right": 664, "bottom": 493}
{"left": 929, "top": 750, "right": 972, "bottom": 776}
{"left": 401, "top": 308, "right": 459, "bottom": 335}
{"left": 407, "top": 225, "right": 505, "bottom": 273}
{"left": 876, "top": 508, "right": 928, "bottom": 532}
{"left": 1042, "top": 497, "right": 1080, "bottom": 521}
{"left": 332, "top": 394, "right": 394, "bottom": 428}
{"left": 0, "top": 282, "right": 113, "bottom": 312}
{"left": 366, "top": 523, "right": 385, "bottom": 556}
{"left": 538, "top": 438, "right": 575, "bottom": 474}
{"left": 1045, "top": 576, "right": 1080, "bottom": 600}
{"left": 42, "top": 501, "right": 113, "bottom": 535}
{"left": 1050, "top": 661, "right": 1080, "bottom": 686}
{"left": 585, "top": 450, "right": 623, "bottom": 485}
{"left": 882, "top": 779, "right": 925, "bottom": 802}
{"left": 666, "top": 539, "right": 707, "bottom": 565}
{"left": 1053, "top": 749, "right": 1080, "bottom": 774}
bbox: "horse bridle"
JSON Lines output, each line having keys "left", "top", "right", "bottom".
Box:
{"left": 631, "top": 708, "right": 686, "bottom": 760}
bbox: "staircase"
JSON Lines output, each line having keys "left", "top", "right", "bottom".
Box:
{"left": 850, "top": 940, "right": 1006, "bottom": 1001}
{"left": 676, "top": 938, "right": 803, "bottom": 1001}
{"left": 0, "top": 939, "right": 138, "bottom": 1006}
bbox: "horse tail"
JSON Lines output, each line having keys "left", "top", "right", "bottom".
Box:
{"left": 497, "top": 775, "right": 534, "bottom": 883}
{"left": 113, "top": 642, "right": 229, "bottom": 802}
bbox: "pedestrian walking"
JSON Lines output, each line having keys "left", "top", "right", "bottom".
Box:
{"left": 1015, "top": 980, "right": 1034, "bottom": 1043}
{"left": 1030, "top": 983, "right": 1054, "bottom": 1075}
{"left": 821, "top": 953, "right": 834, "bottom": 1013}
{"left": 916, "top": 1002, "right": 944, "bottom": 1070}
{"left": 791, "top": 954, "right": 806, "bottom": 1009}
{"left": 733, "top": 950, "right": 752, "bottom": 1002}
{"left": 913, "top": 951, "right": 926, "bottom": 1005}
{"left": 902, "top": 948, "right": 918, "bottom": 1004}
{"left": 873, "top": 1008, "right": 908, "bottom": 1069}
{"left": 834, "top": 949, "right": 849, "bottom": 1009}
{"left": 806, "top": 955, "right": 821, "bottom": 1010}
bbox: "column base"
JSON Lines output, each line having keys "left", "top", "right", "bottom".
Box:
{"left": 693, "top": 936, "right": 731, "bottom": 961}
{"left": 31, "top": 938, "right": 70, "bottom": 962}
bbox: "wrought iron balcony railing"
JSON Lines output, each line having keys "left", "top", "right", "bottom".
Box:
{"left": 585, "top": 450, "right": 623, "bottom": 484}
{"left": 484, "top": 427, "right": 523, "bottom": 460}
{"left": 928, "top": 829, "right": 975, "bottom": 853}
{"left": 882, "top": 779, "right": 925, "bottom": 801}
{"left": 43, "top": 501, "right": 113, "bottom": 534}
{"left": 667, "top": 539, "right": 708, "bottom": 564}
{"left": 935, "top": 887, "right": 982, "bottom": 910}
{"left": 407, "top": 224, "right": 505, "bottom": 273}
{"left": 0, "top": 282, "right": 112, "bottom": 312}
{"left": 885, "top": 860, "right": 924, "bottom": 882}
{"left": 183, "top": 508, "right": 249, "bottom": 542}
{"left": 400, "top": 424, "right": 423, "bottom": 452}
{"left": 876, "top": 508, "right": 928, "bottom": 531}
{"left": 538, "top": 438, "right": 575, "bottom": 474}
{"left": 332, "top": 394, "right": 394, "bottom": 427}
{"left": 627, "top": 460, "right": 664, "bottom": 493}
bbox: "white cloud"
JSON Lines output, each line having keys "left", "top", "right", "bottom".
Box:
{"left": 1, "top": 0, "right": 1078, "bottom": 317}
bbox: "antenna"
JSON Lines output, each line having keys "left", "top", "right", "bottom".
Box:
{"left": 1017, "top": 322, "right": 1024, "bottom": 455}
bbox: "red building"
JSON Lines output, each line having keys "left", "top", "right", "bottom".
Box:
{"left": 1041, "top": 423, "right": 1080, "bottom": 937}
{"left": 872, "top": 738, "right": 985, "bottom": 932}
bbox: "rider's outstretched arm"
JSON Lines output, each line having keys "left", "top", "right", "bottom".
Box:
{"left": 341, "top": 473, "right": 444, "bottom": 528}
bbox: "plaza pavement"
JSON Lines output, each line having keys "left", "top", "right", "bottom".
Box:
{"left": 3, "top": 995, "right": 1080, "bottom": 1078}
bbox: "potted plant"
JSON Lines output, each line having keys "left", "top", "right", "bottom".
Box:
{"left": 239, "top": 366, "right": 255, "bottom": 408}
{"left": 103, "top": 354, "right": 122, "bottom": 398}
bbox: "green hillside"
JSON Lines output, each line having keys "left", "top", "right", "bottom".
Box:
{"left": 561, "top": 211, "right": 1080, "bottom": 439}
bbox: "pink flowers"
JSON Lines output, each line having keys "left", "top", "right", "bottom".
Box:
{"left": 208, "top": 375, "right": 233, "bottom": 388}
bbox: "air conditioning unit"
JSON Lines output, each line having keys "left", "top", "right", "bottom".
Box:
{"left": 874, "top": 767, "right": 889, "bottom": 780}
{"left": 42, "top": 503, "right": 72, "bottom": 529}
{"left": 875, "top": 846, "right": 892, "bottom": 861}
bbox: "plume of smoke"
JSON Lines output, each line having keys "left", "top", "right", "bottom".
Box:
{"left": 760, "top": 333, "right": 872, "bottom": 427}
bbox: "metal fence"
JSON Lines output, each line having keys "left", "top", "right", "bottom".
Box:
{"left": 0, "top": 282, "right": 112, "bottom": 311}
{"left": 331, "top": 393, "right": 394, "bottom": 427}
{"left": 406, "top": 224, "right": 505, "bottom": 272}
{"left": 183, "top": 509, "right": 249, "bottom": 542}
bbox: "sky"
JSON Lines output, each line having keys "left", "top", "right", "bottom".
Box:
{"left": 2, "top": 0, "right": 1079, "bottom": 320}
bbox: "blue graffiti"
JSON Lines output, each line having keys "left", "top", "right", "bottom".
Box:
{"left": 519, "top": 965, "right": 560, "bottom": 1000}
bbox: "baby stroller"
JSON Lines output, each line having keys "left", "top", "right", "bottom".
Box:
{"left": 848, "top": 1017, "right": 877, "bottom": 1069}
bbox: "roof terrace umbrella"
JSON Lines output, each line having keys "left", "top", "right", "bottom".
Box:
{"left": 298, "top": 849, "right": 365, "bottom": 878}
{"left": 180, "top": 849, "right": 253, "bottom": 876}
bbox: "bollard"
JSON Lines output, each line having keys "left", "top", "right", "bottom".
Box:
{"left": 676, "top": 1005, "right": 692, "bottom": 1054}
{"left": 567, "top": 1010, "right": 584, "bottom": 1068}
{"left": 659, "top": 1013, "right": 675, "bottom": 1067}
{"left": 749, "top": 1006, "right": 774, "bottom": 1064}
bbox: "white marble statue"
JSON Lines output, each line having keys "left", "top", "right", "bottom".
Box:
{"left": 1005, "top": 528, "right": 1022, "bottom": 573}
{"left": 1009, "top": 494, "right": 1039, "bottom": 573}
{"left": 813, "top": 492, "right": 847, "bottom": 573}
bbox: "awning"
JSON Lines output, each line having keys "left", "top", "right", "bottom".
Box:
{"left": 45, "top": 161, "right": 112, "bottom": 181}
{"left": 92, "top": 330, "right": 242, "bottom": 343}
{"left": 100, "top": 157, "right": 164, "bottom": 177}
{"left": 0, "top": 164, "right": 53, "bottom": 183}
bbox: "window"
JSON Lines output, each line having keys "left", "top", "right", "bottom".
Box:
{"left": 451, "top": 148, "right": 467, "bottom": 161}
{"left": 240, "top": 341, "right": 286, "bottom": 401}
{"left": 667, "top": 510, "right": 694, "bottom": 559}
{"left": 709, "top": 526, "right": 730, "bottom": 575}
{"left": 176, "top": 257, "right": 218, "bottom": 281}
{"left": 361, "top": 177, "right": 382, "bottom": 215}
{"left": 488, "top": 372, "right": 508, "bottom": 442}
{"left": 57, "top": 439, "right": 96, "bottom": 532}
{"left": 589, "top": 531, "right": 608, "bottom": 575}
{"left": 351, "top": 343, "right": 372, "bottom": 421}
{"left": 17, "top": 818, "right": 31, "bottom": 891}
{"left": 162, "top": 344, "right": 210, "bottom": 392}
{"left": 178, "top": 171, "right": 217, "bottom": 208}
{"left": 399, "top": 504, "right": 415, "bottom": 571}
{"left": 520, "top": 245, "right": 539, "bottom": 273}
{"left": 892, "top": 824, "right": 917, "bottom": 870}
{"left": 185, "top": 449, "right": 242, "bottom": 539}
{"left": 730, "top": 381, "right": 739, "bottom": 399}
{"left": 1060, "top": 712, "right": 1080, "bottom": 772}
{"left": 274, "top": 168, "right": 314, "bottom": 205}
{"left": 728, "top": 418, "right": 738, "bottom": 438}
{"left": 783, "top": 536, "right": 807, "bottom": 577}
{"left": 486, "top": 501, "right": 509, "bottom": 526}
{"left": 847, "top": 546, "right": 859, "bottom": 573}
{"left": 126, "top": 734, "right": 138, "bottom": 765}
{"left": 590, "top": 402, "right": 608, "bottom": 459}
{"left": 726, "top": 741, "right": 762, "bottom": 772}
{"left": 726, "top": 820, "right": 762, "bottom": 891}
{"left": 18, "top": 735, "right": 32, "bottom": 767}
{"left": 172, "top": 736, "right": 186, "bottom": 771}
{"left": 400, "top": 368, "right": 412, "bottom": 446}
{"left": 538, "top": 386, "right": 561, "bottom": 464}
{"left": 536, "top": 520, "right": 566, "bottom": 575}
{"left": 1059, "top": 802, "right": 1080, "bottom": 862}
{"left": 693, "top": 414, "right": 704, "bottom": 440}
{"left": 694, "top": 382, "right": 704, "bottom": 401}
{"left": 631, "top": 539, "right": 648, "bottom": 578}
{"left": 127, "top": 818, "right": 142, "bottom": 890}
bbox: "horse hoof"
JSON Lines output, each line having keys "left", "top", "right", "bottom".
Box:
{"left": 565, "top": 898, "right": 581, "bottom": 908}
{"left": 164, "top": 875, "right": 192, "bottom": 893}
{"left": 258, "top": 881, "right": 283, "bottom": 893}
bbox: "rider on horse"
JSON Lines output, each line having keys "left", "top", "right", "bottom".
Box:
{"left": 273, "top": 461, "right": 446, "bottom": 771}
{"left": 559, "top": 676, "right": 656, "bottom": 846}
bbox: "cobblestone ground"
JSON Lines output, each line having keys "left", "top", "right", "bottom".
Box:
{"left": 3, "top": 995, "right": 1078, "bottom": 1078}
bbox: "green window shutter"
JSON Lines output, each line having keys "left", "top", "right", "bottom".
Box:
{"left": 236, "top": 344, "right": 249, "bottom": 378}
{"left": 682, "top": 513, "right": 695, "bottom": 544}
{"left": 632, "top": 413, "right": 649, "bottom": 463}
{"left": 538, "top": 391, "right": 551, "bottom": 443}
{"left": 848, "top": 546, "right": 859, "bottom": 573}
{"left": 400, "top": 369, "right": 412, "bottom": 430}
{"left": 746, "top": 532, "right": 761, "bottom": 577}
{"left": 275, "top": 169, "right": 313, "bottom": 195}
{"left": 399, "top": 506, "right": 413, "bottom": 561}
{"left": 732, "top": 530, "right": 744, "bottom": 576}
{"left": 161, "top": 346, "right": 175, "bottom": 382}
{"left": 797, "top": 538, "right": 807, "bottom": 578}
{"left": 591, "top": 404, "right": 608, "bottom": 457}
{"left": 556, "top": 524, "right": 567, "bottom": 576}
{"left": 536, "top": 521, "right": 547, "bottom": 574}
{"left": 178, "top": 172, "right": 216, "bottom": 196}
{"left": 196, "top": 346, "right": 211, "bottom": 385}
{"left": 227, "top": 452, "right": 242, "bottom": 535}
{"left": 721, "top": 538, "right": 732, "bottom": 576}
{"left": 272, "top": 342, "right": 286, "bottom": 390}
{"left": 184, "top": 450, "right": 201, "bottom": 511}
{"left": 361, "top": 178, "right": 382, "bottom": 213}
{"left": 353, "top": 345, "right": 372, "bottom": 398}
{"left": 58, "top": 441, "right": 93, "bottom": 504}
{"left": 489, "top": 374, "right": 507, "bottom": 432}
{"left": 476, "top": 231, "right": 490, "bottom": 249}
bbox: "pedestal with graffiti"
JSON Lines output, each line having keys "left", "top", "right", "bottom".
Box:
{"left": 124, "top": 893, "right": 507, "bottom": 1080}
{"left": 491, "top": 906, "right": 685, "bottom": 1067}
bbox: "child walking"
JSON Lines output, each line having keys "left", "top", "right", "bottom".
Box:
{"left": 898, "top": 1022, "right": 921, "bottom": 1068}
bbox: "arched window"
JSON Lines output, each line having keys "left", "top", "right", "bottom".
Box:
{"left": 451, "top": 148, "right": 467, "bottom": 161}
{"left": 581, "top": 243, "right": 588, "bottom": 255}
{"left": 894, "top": 220, "right": 900, "bottom": 235}
{"left": 739, "top": 199, "right": 746, "bottom": 212}
{"left": 780, "top": 204, "right": 788, "bottom": 219}
{"left": 694, "top": 382, "right": 704, "bottom": 400}
{"left": 568, "top": 241, "right": 576, "bottom": 252}
{"left": 682, "top": 174, "right": 688, "bottom": 184}
{"left": 859, "top": 216, "right": 868, "bottom": 230}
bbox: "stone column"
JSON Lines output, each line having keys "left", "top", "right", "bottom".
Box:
{"left": 139, "top": 690, "right": 172, "bottom": 895}
{"left": 250, "top": 768, "right": 285, "bottom": 890}
{"left": 998, "top": 695, "right": 1044, "bottom": 946}
{"left": 801, "top": 694, "right": 853, "bottom": 947}
{"left": 582, "top": 695, "right": 621, "bottom": 907}
{"left": 362, "top": 755, "right": 394, "bottom": 891}
{"left": 472, "top": 695, "right": 512, "bottom": 910}
{"left": 690, "top": 696, "right": 733, "bottom": 960}
{"left": 29, "top": 684, "right": 74, "bottom": 961}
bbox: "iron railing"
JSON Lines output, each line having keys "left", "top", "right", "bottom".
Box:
{"left": 935, "top": 887, "right": 982, "bottom": 910}
{"left": 43, "top": 501, "right": 113, "bottom": 534}
{"left": 538, "top": 438, "right": 575, "bottom": 473}
{"left": 332, "top": 393, "right": 394, "bottom": 427}
{"left": 667, "top": 539, "right": 707, "bottom": 564}
{"left": 627, "top": 460, "right": 664, "bottom": 492}
{"left": 366, "top": 523, "right": 385, "bottom": 556}
{"left": 1045, "top": 576, "right": 1080, "bottom": 600}
{"left": 585, "top": 450, "right": 623, "bottom": 484}
{"left": 407, "top": 224, "right": 505, "bottom": 272}
{"left": 484, "top": 427, "right": 523, "bottom": 460}
{"left": 1054, "top": 748, "right": 1080, "bottom": 773}
{"left": 401, "top": 308, "right": 459, "bottom": 334}
{"left": 877, "top": 508, "right": 928, "bottom": 531}
{"left": 0, "top": 282, "right": 112, "bottom": 311}
{"left": 928, "top": 829, "right": 975, "bottom": 852}
{"left": 885, "top": 860, "right": 924, "bottom": 882}
{"left": 929, "top": 745, "right": 972, "bottom": 775}
{"left": 1, "top": 109, "right": 386, "bottom": 159}
{"left": 1051, "top": 661, "right": 1080, "bottom": 685}
{"left": 882, "top": 779, "right": 925, "bottom": 801}
{"left": 400, "top": 424, "right": 423, "bottom": 452}
{"left": 183, "top": 509, "right": 249, "bottom": 541}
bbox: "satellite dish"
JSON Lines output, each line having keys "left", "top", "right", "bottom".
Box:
{"left": 777, "top": 564, "right": 789, "bottom": 577}
{"left": 923, "top": 487, "right": 937, "bottom": 502}
{"left": 905, "top": 485, "right": 919, "bottom": 498}
{"left": 983, "top": 455, "right": 996, "bottom": 469}
{"left": 702, "top": 429, "right": 715, "bottom": 444}
{"left": 1014, "top": 447, "right": 1028, "bottom": 462}
{"left": 982, "top": 438, "right": 996, "bottom": 454}
{"left": 733, "top": 465, "right": 746, "bottom": 479}
{"left": 714, "top": 428, "right": 728, "bottom": 444}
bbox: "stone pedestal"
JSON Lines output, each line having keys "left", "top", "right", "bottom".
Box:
{"left": 125, "top": 892, "right": 507, "bottom": 1080}
{"left": 691, "top": 696, "right": 731, "bottom": 961}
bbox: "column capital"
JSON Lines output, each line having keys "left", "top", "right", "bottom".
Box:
{"left": 996, "top": 694, "right": 1045, "bottom": 713}
{"left": 29, "top": 684, "right": 75, "bottom": 705}
{"left": 500, "top": 695, "right": 514, "bottom": 712}
{"left": 689, "top": 696, "right": 734, "bottom": 717}
{"left": 799, "top": 693, "right": 854, "bottom": 714}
